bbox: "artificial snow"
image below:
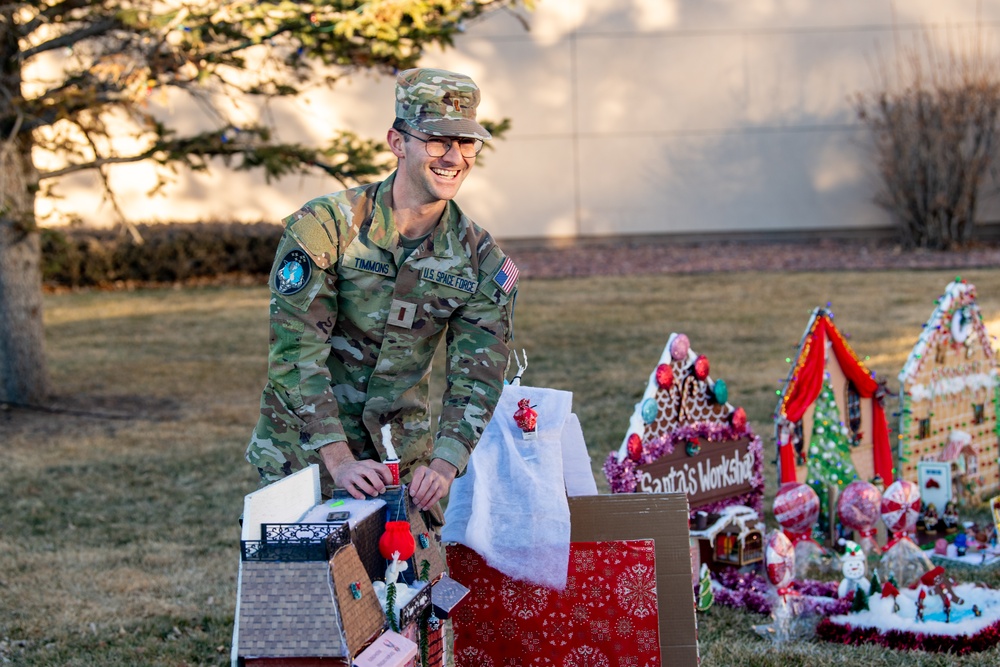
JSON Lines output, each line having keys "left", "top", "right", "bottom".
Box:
{"left": 827, "top": 584, "right": 1000, "bottom": 637}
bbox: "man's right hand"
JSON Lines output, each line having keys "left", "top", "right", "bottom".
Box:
{"left": 319, "top": 442, "right": 393, "bottom": 499}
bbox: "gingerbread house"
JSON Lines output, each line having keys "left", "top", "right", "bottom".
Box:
{"left": 897, "top": 279, "right": 1000, "bottom": 502}
{"left": 603, "top": 332, "right": 765, "bottom": 519}
{"left": 774, "top": 308, "right": 894, "bottom": 487}
{"left": 232, "top": 466, "right": 461, "bottom": 667}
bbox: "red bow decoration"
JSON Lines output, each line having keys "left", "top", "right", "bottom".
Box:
{"left": 882, "top": 530, "right": 915, "bottom": 553}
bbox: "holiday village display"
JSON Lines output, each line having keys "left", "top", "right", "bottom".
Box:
{"left": 716, "top": 466, "right": 1000, "bottom": 654}
{"left": 232, "top": 464, "right": 457, "bottom": 667}
{"left": 816, "top": 557, "right": 1000, "bottom": 653}
{"left": 602, "top": 333, "right": 765, "bottom": 573}
{"left": 444, "top": 374, "right": 700, "bottom": 667}
{"left": 897, "top": 278, "right": 1000, "bottom": 504}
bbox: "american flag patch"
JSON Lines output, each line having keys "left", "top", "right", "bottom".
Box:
{"left": 492, "top": 257, "right": 519, "bottom": 294}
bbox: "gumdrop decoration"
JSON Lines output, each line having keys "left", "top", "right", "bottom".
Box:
{"left": 694, "top": 355, "right": 710, "bottom": 381}
{"left": 641, "top": 398, "right": 658, "bottom": 423}
{"left": 670, "top": 334, "right": 690, "bottom": 360}
{"left": 513, "top": 398, "right": 538, "bottom": 439}
{"left": 713, "top": 379, "right": 728, "bottom": 404}
{"left": 655, "top": 363, "right": 674, "bottom": 389}
{"left": 730, "top": 407, "right": 747, "bottom": 432}
{"left": 627, "top": 433, "right": 643, "bottom": 462}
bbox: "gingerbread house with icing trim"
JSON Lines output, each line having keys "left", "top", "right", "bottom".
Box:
{"left": 774, "top": 308, "right": 894, "bottom": 487}
{"left": 897, "top": 279, "right": 1000, "bottom": 502}
{"left": 603, "top": 332, "right": 765, "bottom": 519}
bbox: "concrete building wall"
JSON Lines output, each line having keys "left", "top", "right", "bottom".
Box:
{"left": 38, "top": 0, "right": 1000, "bottom": 240}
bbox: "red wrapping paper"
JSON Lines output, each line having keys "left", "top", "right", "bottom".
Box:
{"left": 447, "top": 541, "right": 661, "bottom": 667}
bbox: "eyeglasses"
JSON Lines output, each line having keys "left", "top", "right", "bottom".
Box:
{"left": 397, "top": 128, "right": 484, "bottom": 158}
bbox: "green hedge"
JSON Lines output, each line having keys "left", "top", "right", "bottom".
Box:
{"left": 40, "top": 222, "right": 283, "bottom": 288}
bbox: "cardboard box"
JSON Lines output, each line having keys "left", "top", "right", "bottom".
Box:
{"left": 568, "top": 493, "right": 698, "bottom": 667}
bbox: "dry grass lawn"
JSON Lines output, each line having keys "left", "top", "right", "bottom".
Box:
{"left": 4, "top": 268, "right": 1000, "bottom": 665}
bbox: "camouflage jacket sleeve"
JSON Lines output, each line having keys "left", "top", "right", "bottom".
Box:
{"left": 262, "top": 225, "right": 347, "bottom": 453}
{"left": 434, "top": 245, "right": 517, "bottom": 473}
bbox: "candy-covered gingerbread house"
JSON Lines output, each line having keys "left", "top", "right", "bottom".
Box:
{"left": 603, "top": 332, "right": 764, "bottom": 519}
{"left": 774, "top": 308, "right": 894, "bottom": 487}
{"left": 898, "top": 279, "right": 1000, "bottom": 502}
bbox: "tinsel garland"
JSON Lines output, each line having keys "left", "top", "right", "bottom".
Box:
{"left": 815, "top": 616, "right": 1000, "bottom": 654}
{"left": 711, "top": 569, "right": 850, "bottom": 617}
{"left": 603, "top": 421, "right": 765, "bottom": 518}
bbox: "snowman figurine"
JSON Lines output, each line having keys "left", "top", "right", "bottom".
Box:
{"left": 837, "top": 540, "right": 872, "bottom": 599}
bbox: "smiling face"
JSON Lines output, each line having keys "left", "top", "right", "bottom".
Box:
{"left": 842, "top": 555, "right": 866, "bottom": 580}
{"left": 388, "top": 126, "right": 475, "bottom": 208}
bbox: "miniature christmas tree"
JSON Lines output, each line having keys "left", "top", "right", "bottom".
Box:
{"left": 869, "top": 570, "right": 881, "bottom": 595}
{"left": 806, "top": 378, "right": 858, "bottom": 521}
{"left": 851, "top": 586, "right": 869, "bottom": 612}
{"left": 697, "top": 564, "right": 714, "bottom": 612}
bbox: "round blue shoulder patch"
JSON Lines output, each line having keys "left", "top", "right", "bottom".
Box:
{"left": 274, "top": 249, "right": 312, "bottom": 296}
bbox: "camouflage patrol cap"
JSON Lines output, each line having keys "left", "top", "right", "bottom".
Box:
{"left": 395, "top": 68, "right": 492, "bottom": 141}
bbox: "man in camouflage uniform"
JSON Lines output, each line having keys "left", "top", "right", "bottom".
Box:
{"left": 246, "top": 68, "right": 517, "bottom": 517}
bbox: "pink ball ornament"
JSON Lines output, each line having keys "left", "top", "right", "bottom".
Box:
{"left": 693, "top": 355, "right": 710, "bottom": 381}
{"left": 626, "top": 433, "right": 643, "bottom": 462}
{"left": 837, "top": 480, "right": 882, "bottom": 535}
{"left": 669, "top": 334, "right": 690, "bottom": 361}
{"left": 773, "top": 482, "right": 820, "bottom": 534}
{"left": 881, "top": 479, "right": 922, "bottom": 534}
{"left": 765, "top": 531, "right": 795, "bottom": 589}
{"left": 655, "top": 363, "right": 674, "bottom": 390}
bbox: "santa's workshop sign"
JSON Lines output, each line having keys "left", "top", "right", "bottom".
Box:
{"left": 635, "top": 436, "right": 756, "bottom": 507}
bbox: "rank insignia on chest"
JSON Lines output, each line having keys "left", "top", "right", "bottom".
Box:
{"left": 387, "top": 299, "right": 417, "bottom": 329}
{"left": 274, "top": 249, "right": 311, "bottom": 295}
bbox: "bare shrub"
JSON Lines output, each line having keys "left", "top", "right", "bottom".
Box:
{"left": 856, "top": 27, "right": 1000, "bottom": 249}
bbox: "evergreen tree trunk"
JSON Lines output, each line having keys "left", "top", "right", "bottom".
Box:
{"left": 0, "top": 11, "right": 49, "bottom": 405}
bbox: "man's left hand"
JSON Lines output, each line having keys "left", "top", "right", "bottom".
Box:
{"left": 409, "top": 459, "right": 457, "bottom": 511}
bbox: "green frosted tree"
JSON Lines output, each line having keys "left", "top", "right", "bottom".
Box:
{"left": 696, "top": 564, "right": 714, "bottom": 612}
{"left": 806, "top": 378, "right": 858, "bottom": 523}
{"left": 851, "top": 585, "right": 870, "bottom": 613}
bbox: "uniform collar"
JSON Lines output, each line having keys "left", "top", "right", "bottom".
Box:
{"left": 368, "top": 171, "right": 460, "bottom": 259}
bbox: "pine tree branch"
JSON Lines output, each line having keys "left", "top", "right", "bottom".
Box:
{"left": 20, "top": 16, "right": 118, "bottom": 60}
{"left": 21, "top": 0, "right": 92, "bottom": 35}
